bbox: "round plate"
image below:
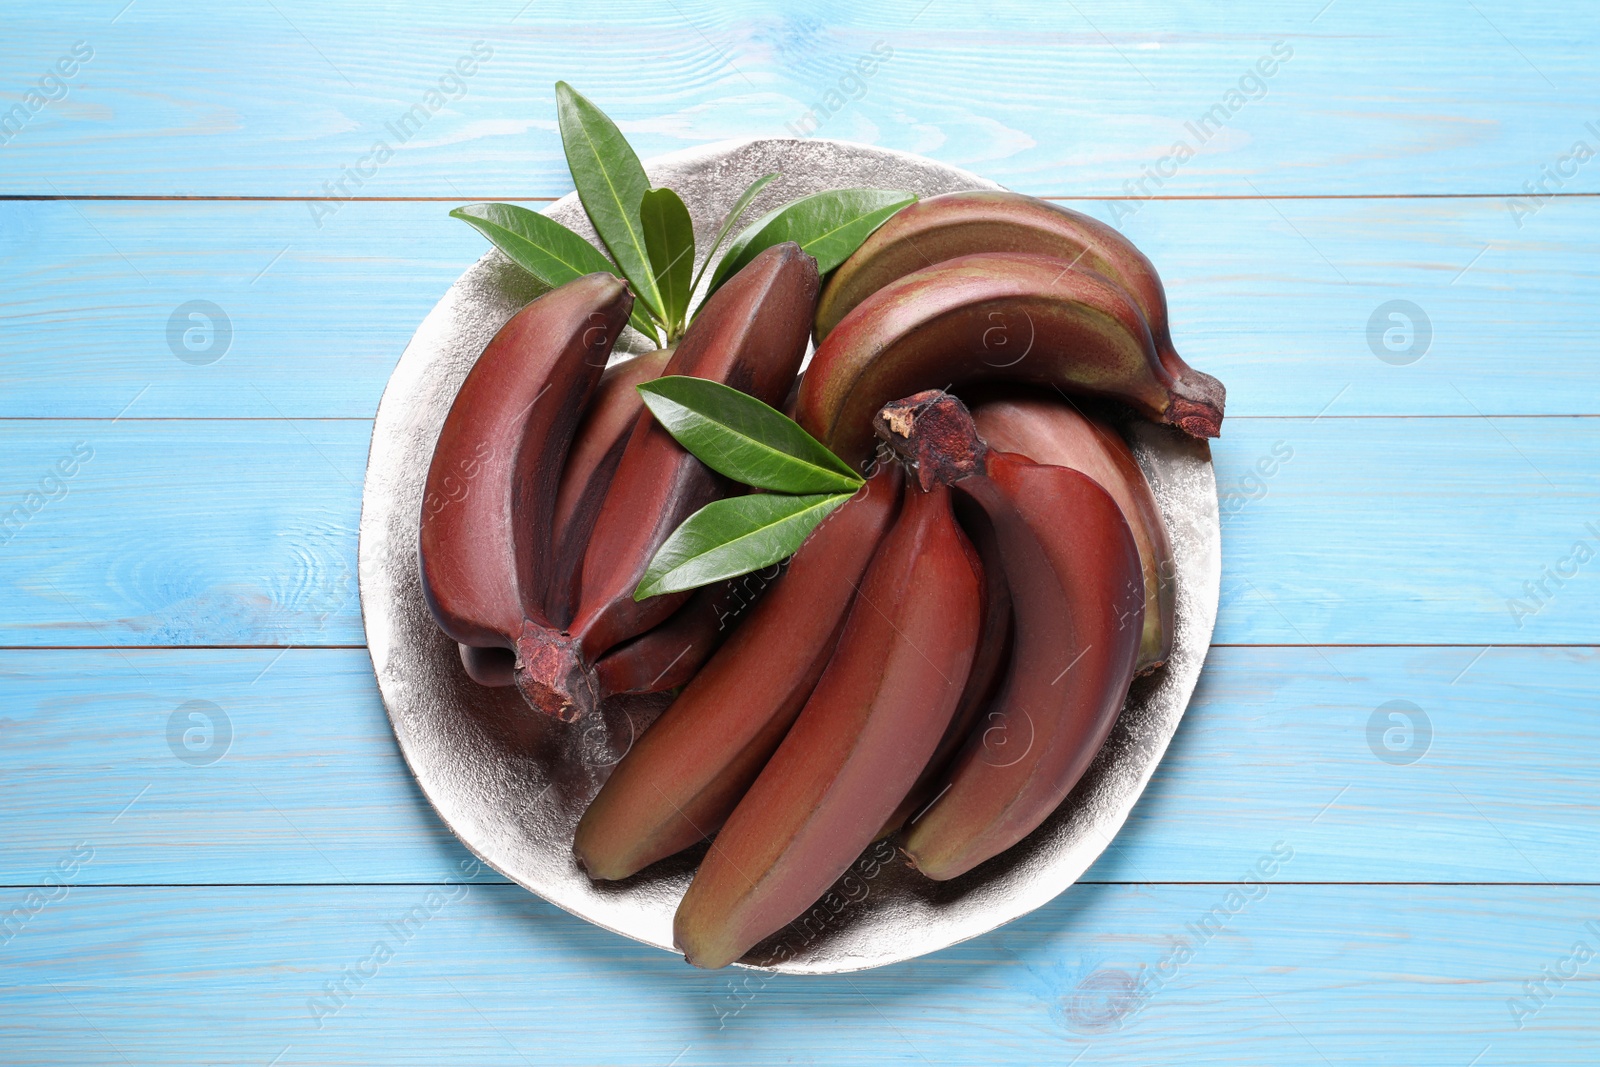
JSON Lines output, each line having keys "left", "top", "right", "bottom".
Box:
{"left": 358, "top": 138, "right": 1220, "bottom": 973}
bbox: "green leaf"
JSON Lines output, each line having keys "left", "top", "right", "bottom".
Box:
{"left": 689, "top": 172, "right": 779, "bottom": 298}
{"left": 707, "top": 188, "right": 918, "bottom": 294}
{"left": 450, "top": 203, "right": 660, "bottom": 341}
{"left": 638, "top": 376, "right": 862, "bottom": 494}
{"left": 633, "top": 492, "right": 854, "bottom": 599}
{"left": 555, "top": 82, "right": 666, "bottom": 326}
{"left": 639, "top": 187, "right": 694, "bottom": 339}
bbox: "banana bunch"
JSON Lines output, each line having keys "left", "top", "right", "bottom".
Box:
{"left": 421, "top": 243, "right": 819, "bottom": 722}
{"left": 419, "top": 189, "right": 1224, "bottom": 969}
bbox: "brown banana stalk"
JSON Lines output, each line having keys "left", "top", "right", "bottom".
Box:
{"left": 574, "top": 465, "right": 902, "bottom": 882}
{"left": 419, "top": 273, "right": 632, "bottom": 693}
{"left": 673, "top": 474, "right": 981, "bottom": 969}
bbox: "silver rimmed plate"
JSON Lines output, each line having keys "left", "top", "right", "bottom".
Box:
{"left": 358, "top": 138, "right": 1220, "bottom": 973}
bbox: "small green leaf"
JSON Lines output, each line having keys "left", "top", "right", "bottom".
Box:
{"left": 638, "top": 376, "right": 862, "bottom": 494}
{"left": 689, "top": 172, "right": 779, "bottom": 298}
{"left": 555, "top": 82, "right": 667, "bottom": 326}
{"left": 634, "top": 492, "right": 854, "bottom": 599}
{"left": 451, "top": 203, "right": 659, "bottom": 341}
{"left": 639, "top": 187, "right": 694, "bottom": 339}
{"left": 708, "top": 188, "right": 917, "bottom": 294}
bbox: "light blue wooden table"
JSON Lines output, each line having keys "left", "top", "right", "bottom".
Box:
{"left": 3, "top": 2, "right": 1597, "bottom": 1063}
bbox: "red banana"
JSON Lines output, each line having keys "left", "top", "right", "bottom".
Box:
{"left": 591, "top": 577, "right": 739, "bottom": 697}
{"left": 876, "top": 391, "right": 1144, "bottom": 882}
{"left": 881, "top": 497, "right": 1012, "bottom": 836}
{"left": 459, "top": 643, "right": 515, "bottom": 687}
{"left": 520, "top": 243, "right": 820, "bottom": 721}
{"left": 573, "top": 465, "right": 902, "bottom": 882}
{"left": 972, "top": 390, "right": 1174, "bottom": 673}
{"left": 673, "top": 476, "right": 982, "bottom": 969}
{"left": 419, "top": 273, "right": 632, "bottom": 691}
{"left": 457, "top": 345, "right": 672, "bottom": 686}
{"left": 797, "top": 252, "right": 1222, "bottom": 468}
{"left": 547, "top": 346, "right": 674, "bottom": 626}
{"left": 813, "top": 189, "right": 1225, "bottom": 420}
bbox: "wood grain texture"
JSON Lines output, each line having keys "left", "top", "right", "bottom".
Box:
{"left": 4, "top": 883, "right": 1597, "bottom": 1065}
{"left": 5, "top": 2, "right": 1599, "bottom": 1057}
{"left": 0, "top": 420, "right": 366, "bottom": 646}
{"left": 2, "top": 417, "right": 1596, "bottom": 647}
{"left": 2, "top": 1, "right": 1597, "bottom": 197}
{"left": 2, "top": 197, "right": 1597, "bottom": 419}
{"left": 1, "top": 646, "right": 1595, "bottom": 886}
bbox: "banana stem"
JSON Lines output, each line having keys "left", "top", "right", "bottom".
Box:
{"left": 872, "top": 391, "right": 987, "bottom": 491}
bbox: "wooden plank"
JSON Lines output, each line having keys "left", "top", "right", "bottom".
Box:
{"left": 2, "top": 2, "right": 1598, "bottom": 197}
{"left": 0, "top": 200, "right": 487, "bottom": 421}
{"left": 2, "top": 883, "right": 1596, "bottom": 1064}
{"left": 0, "top": 649, "right": 466, "bottom": 885}
{"left": 2, "top": 645, "right": 1595, "bottom": 885}
{"left": 4, "top": 197, "right": 1598, "bottom": 419}
{"left": 2, "top": 417, "right": 1597, "bottom": 647}
{"left": 1213, "top": 415, "right": 1600, "bottom": 646}
{"left": 0, "top": 419, "right": 368, "bottom": 646}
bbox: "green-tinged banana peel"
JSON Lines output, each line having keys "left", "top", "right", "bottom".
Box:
{"left": 812, "top": 188, "right": 1225, "bottom": 422}
{"left": 798, "top": 251, "right": 1223, "bottom": 468}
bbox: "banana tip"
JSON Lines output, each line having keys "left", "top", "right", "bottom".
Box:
{"left": 571, "top": 837, "right": 639, "bottom": 883}
{"left": 675, "top": 941, "right": 735, "bottom": 970}
{"left": 571, "top": 845, "right": 609, "bottom": 882}
{"left": 901, "top": 852, "right": 961, "bottom": 883}
{"left": 900, "top": 838, "right": 967, "bottom": 882}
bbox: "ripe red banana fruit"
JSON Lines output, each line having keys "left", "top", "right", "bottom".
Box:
{"left": 881, "top": 499, "right": 1011, "bottom": 836}
{"left": 673, "top": 476, "right": 982, "bottom": 969}
{"left": 573, "top": 465, "right": 901, "bottom": 882}
{"left": 797, "top": 252, "right": 1222, "bottom": 467}
{"left": 876, "top": 390, "right": 1143, "bottom": 882}
{"left": 458, "top": 643, "right": 515, "bottom": 687}
{"left": 419, "top": 273, "right": 633, "bottom": 692}
{"left": 459, "top": 345, "right": 672, "bottom": 687}
{"left": 520, "top": 243, "right": 820, "bottom": 721}
{"left": 812, "top": 189, "right": 1225, "bottom": 422}
{"left": 591, "top": 577, "right": 739, "bottom": 697}
{"left": 972, "top": 391, "right": 1174, "bottom": 673}
{"left": 547, "top": 347, "right": 674, "bottom": 626}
